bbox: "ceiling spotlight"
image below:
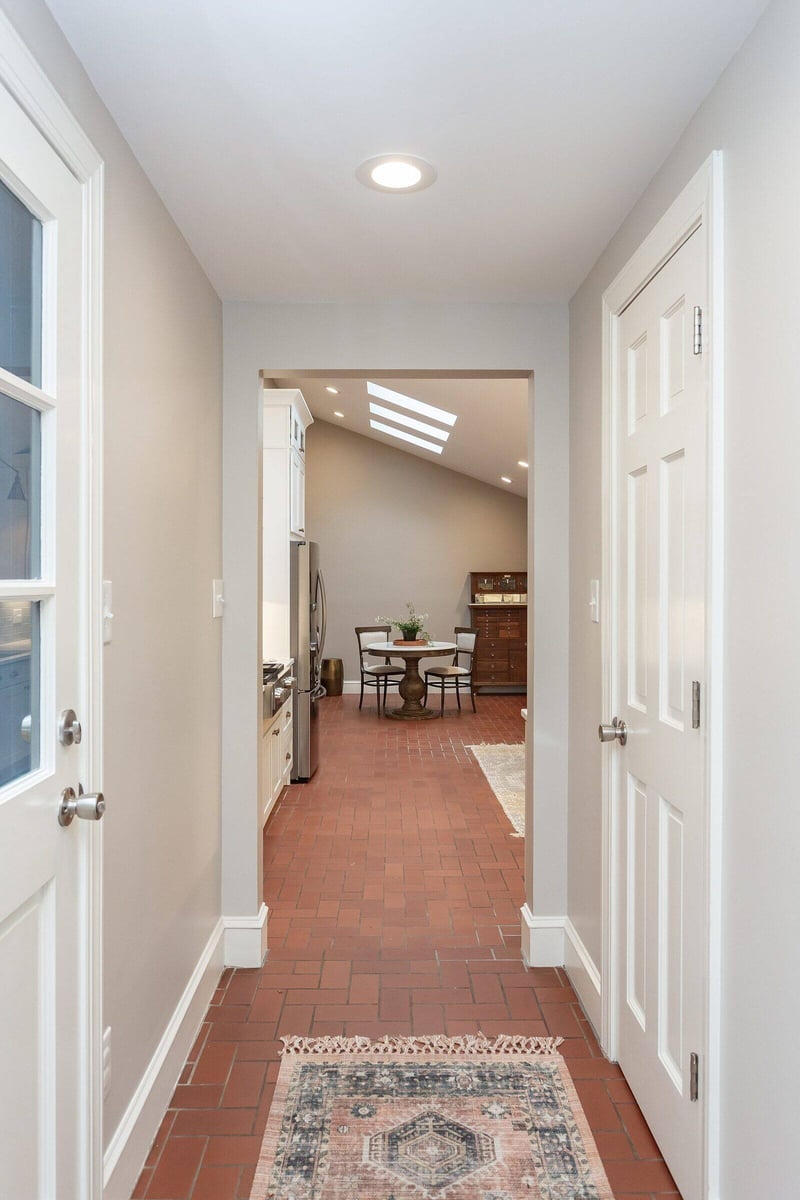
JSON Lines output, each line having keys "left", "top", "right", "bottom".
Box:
{"left": 356, "top": 155, "right": 437, "bottom": 193}
{"left": 517, "top": 460, "right": 529, "bottom": 469}
{"left": 325, "top": 386, "right": 339, "bottom": 395}
{"left": 500, "top": 476, "right": 512, "bottom": 484}
{"left": 333, "top": 411, "right": 345, "bottom": 419}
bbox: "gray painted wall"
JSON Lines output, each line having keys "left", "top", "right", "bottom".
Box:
{"left": 2, "top": 0, "right": 223, "bottom": 1160}
{"left": 222, "top": 299, "right": 569, "bottom": 945}
{"left": 305, "top": 419, "right": 527, "bottom": 681}
{"left": 568, "top": 0, "right": 800, "bottom": 1192}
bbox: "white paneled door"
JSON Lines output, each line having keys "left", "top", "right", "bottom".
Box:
{"left": 0, "top": 83, "right": 97, "bottom": 1197}
{"left": 613, "top": 227, "right": 707, "bottom": 1199}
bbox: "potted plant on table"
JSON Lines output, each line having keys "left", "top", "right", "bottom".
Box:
{"left": 376, "top": 602, "right": 431, "bottom": 645}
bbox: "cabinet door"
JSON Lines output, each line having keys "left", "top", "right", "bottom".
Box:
{"left": 290, "top": 450, "right": 306, "bottom": 538}
{"left": 262, "top": 729, "right": 274, "bottom": 823}
{"left": 280, "top": 707, "right": 293, "bottom": 786}
{"left": 270, "top": 723, "right": 283, "bottom": 806}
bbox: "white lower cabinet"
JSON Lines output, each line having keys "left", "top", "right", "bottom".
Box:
{"left": 262, "top": 695, "right": 293, "bottom": 824}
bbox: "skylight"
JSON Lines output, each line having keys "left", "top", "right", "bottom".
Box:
{"left": 369, "top": 420, "right": 444, "bottom": 455}
{"left": 366, "top": 382, "right": 457, "bottom": 427}
{"left": 368, "top": 402, "right": 450, "bottom": 442}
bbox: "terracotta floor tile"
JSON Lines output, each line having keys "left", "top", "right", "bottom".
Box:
{"left": 145, "top": 1136, "right": 206, "bottom": 1199}
{"left": 190, "top": 1165, "right": 240, "bottom": 1200}
{"left": 221, "top": 1060, "right": 267, "bottom": 1108}
{"left": 132, "top": 696, "right": 680, "bottom": 1200}
{"left": 203, "top": 1135, "right": 264, "bottom": 1166}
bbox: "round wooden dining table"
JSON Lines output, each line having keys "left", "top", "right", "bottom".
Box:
{"left": 367, "top": 641, "right": 457, "bottom": 720}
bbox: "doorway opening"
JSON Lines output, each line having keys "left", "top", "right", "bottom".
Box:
{"left": 257, "top": 364, "right": 532, "bottom": 907}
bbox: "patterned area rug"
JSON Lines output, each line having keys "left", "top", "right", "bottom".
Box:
{"left": 467, "top": 744, "right": 525, "bottom": 837}
{"left": 251, "top": 1035, "right": 613, "bottom": 1200}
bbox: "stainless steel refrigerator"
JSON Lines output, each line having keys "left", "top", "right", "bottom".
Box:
{"left": 290, "top": 540, "right": 326, "bottom": 781}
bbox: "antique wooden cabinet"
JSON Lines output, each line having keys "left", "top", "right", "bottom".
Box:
{"left": 468, "top": 572, "right": 527, "bottom": 690}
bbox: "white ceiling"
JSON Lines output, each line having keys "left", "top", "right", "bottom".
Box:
{"left": 270, "top": 376, "right": 529, "bottom": 495}
{"left": 45, "top": 0, "right": 768, "bottom": 304}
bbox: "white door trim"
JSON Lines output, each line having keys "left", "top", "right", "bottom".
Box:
{"left": 600, "top": 152, "right": 724, "bottom": 1199}
{"left": 0, "top": 12, "right": 105, "bottom": 1196}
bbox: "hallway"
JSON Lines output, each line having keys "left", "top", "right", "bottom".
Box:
{"left": 134, "top": 696, "right": 678, "bottom": 1199}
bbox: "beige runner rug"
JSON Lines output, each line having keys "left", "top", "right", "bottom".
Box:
{"left": 250, "top": 1034, "right": 613, "bottom": 1200}
{"left": 467, "top": 743, "right": 525, "bottom": 837}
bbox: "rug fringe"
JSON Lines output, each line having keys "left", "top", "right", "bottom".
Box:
{"left": 280, "top": 1033, "right": 564, "bottom": 1056}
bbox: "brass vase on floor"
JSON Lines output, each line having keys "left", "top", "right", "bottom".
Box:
{"left": 320, "top": 658, "right": 343, "bottom": 696}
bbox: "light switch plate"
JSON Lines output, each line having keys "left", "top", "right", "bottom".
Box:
{"left": 103, "top": 581, "right": 114, "bottom": 644}
{"left": 589, "top": 579, "right": 600, "bottom": 623}
{"left": 212, "top": 579, "right": 225, "bottom": 619}
{"left": 102, "top": 1026, "right": 112, "bottom": 1098}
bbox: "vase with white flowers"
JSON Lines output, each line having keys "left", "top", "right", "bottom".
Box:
{"left": 376, "top": 602, "right": 431, "bottom": 644}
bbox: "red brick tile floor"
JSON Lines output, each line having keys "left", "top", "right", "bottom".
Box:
{"left": 134, "top": 693, "right": 680, "bottom": 1200}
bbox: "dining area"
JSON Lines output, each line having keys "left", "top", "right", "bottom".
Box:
{"left": 354, "top": 609, "right": 479, "bottom": 719}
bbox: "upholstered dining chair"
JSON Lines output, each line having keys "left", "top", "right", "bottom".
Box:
{"left": 423, "top": 627, "right": 478, "bottom": 716}
{"left": 354, "top": 625, "right": 404, "bottom": 714}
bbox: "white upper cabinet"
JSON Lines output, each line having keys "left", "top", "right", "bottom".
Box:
{"left": 262, "top": 388, "right": 313, "bottom": 660}
{"left": 262, "top": 388, "right": 312, "bottom": 542}
{"left": 290, "top": 449, "right": 306, "bottom": 538}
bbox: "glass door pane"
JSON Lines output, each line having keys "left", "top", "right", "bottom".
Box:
{"left": 0, "top": 599, "right": 40, "bottom": 786}
{"left": 0, "top": 178, "right": 43, "bottom": 388}
{"left": 0, "top": 392, "right": 41, "bottom": 579}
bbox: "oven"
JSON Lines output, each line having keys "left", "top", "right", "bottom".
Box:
{"left": 263, "top": 661, "right": 295, "bottom": 725}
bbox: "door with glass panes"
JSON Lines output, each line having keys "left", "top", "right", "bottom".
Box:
{"left": 0, "top": 80, "right": 99, "bottom": 1198}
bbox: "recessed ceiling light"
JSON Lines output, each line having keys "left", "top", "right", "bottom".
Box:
{"left": 500, "top": 476, "right": 512, "bottom": 484}
{"left": 366, "top": 382, "right": 456, "bottom": 426}
{"left": 370, "top": 420, "right": 443, "bottom": 455}
{"left": 333, "top": 410, "right": 345, "bottom": 419}
{"left": 517, "top": 460, "right": 529, "bottom": 469}
{"left": 325, "top": 386, "right": 339, "bottom": 395}
{"left": 368, "top": 402, "right": 449, "bottom": 442}
{"left": 356, "top": 155, "right": 437, "bottom": 193}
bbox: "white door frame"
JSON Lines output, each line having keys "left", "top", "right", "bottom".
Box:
{"left": 600, "top": 152, "right": 724, "bottom": 1198}
{"left": 0, "top": 13, "right": 105, "bottom": 1196}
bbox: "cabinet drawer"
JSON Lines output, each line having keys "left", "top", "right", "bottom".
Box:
{"left": 476, "top": 649, "right": 509, "bottom": 666}
{"left": 480, "top": 639, "right": 510, "bottom": 653}
{"left": 477, "top": 668, "right": 510, "bottom": 683}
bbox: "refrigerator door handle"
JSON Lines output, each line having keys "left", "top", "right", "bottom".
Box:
{"left": 316, "top": 568, "right": 328, "bottom": 661}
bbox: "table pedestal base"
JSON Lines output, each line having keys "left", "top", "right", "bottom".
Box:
{"left": 385, "top": 657, "right": 438, "bottom": 721}
{"left": 386, "top": 706, "right": 438, "bottom": 721}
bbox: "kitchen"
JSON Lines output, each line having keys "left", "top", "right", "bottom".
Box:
{"left": 260, "top": 377, "right": 528, "bottom": 826}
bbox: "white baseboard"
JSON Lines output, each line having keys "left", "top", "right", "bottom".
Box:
{"left": 223, "top": 902, "right": 269, "bottom": 967}
{"left": 520, "top": 905, "right": 566, "bottom": 967}
{"left": 103, "top": 917, "right": 225, "bottom": 1200}
{"left": 563, "top": 917, "right": 602, "bottom": 1036}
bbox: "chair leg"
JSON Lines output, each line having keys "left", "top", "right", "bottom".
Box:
{"left": 359, "top": 675, "right": 364, "bottom": 710}
{"left": 440, "top": 684, "right": 445, "bottom": 717}
{"left": 383, "top": 675, "right": 389, "bottom": 709}
{"left": 455, "top": 678, "right": 461, "bottom": 711}
{"left": 423, "top": 676, "right": 428, "bottom": 706}
{"left": 470, "top": 681, "right": 477, "bottom": 713}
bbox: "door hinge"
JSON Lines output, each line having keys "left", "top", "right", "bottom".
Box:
{"left": 689, "top": 1052, "right": 700, "bottom": 1102}
{"left": 693, "top": 306, "right": 703, "bottom": 355}
{"left": 692, "top": 681, "right": 701, "bottom": 729}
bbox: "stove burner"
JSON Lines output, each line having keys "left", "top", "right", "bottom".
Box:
{"left": 263, "top": 661, "right": 284, "bottom": 683}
